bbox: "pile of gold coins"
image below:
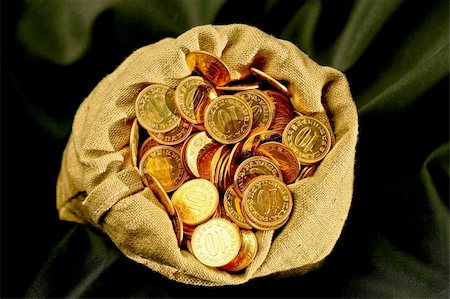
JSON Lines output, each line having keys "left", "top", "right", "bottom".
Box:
{"left": 131, "top": 51, "right": 332, "bottom": 271}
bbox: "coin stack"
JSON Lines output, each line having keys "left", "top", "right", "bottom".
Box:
{"left": 131, "top": 51, "right": 332, "bottom": 271}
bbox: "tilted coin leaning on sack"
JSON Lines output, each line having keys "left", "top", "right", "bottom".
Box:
{"left": 131, "top": 50, "right": 333, "bottom": 271}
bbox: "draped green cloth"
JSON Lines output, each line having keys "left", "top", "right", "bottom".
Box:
{"left": 2, "top": 0, "right": 448, "bottom": 297}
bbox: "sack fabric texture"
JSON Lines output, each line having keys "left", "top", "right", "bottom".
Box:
{"left": 56, "top": 24, "right": 358, "bottom": 286}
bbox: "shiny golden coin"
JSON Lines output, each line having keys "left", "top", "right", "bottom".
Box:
{"left": 142, "top": 173, "right": 175, "bottom": 216}
{"left": 210, "top": 145, "right": 230, "bottom": 188}
{"left": 235, "top": 90, "right": 275, "bottom": 135}
{"left": 241, "top": 130, "right": 282, "bottom": 159}
{"left": 204, "top": 95, "right": 253, "bottom": 144}
{"left": 135, "top": 84, "right": 180, "bottom": 133}
{"left": 191, "top": 218, "right": 241, "bottom": 267}
{"left": 223, "top": 185, "right": 252, "bottom": 230}
{"left": 216, "top": 82, "right": 260, "bottom": 92}
{"left": 197, "top": 143, "right": 222, "bottom": 180}
{"left": 129, "top": 118, "right": 140, "bottom": 168}
{"left": 282, "top": 116, "right": 332, "bottom": 165}
{"left": 139, "top": 145, "right": 186, "bottom": 192}
{"left": 218, "top": 151, "right": 232, "bottom": 193}
{"left": 255, "top": 141, "right": 301, "bottom": 184}
{"left": 171, "top": 179, "right": 219, "bottom": 225}
{"left": 139, "top": 136, "right": 158, "bottom": 160}
{"left": 242, "top": 175, "right": 293, "bottom": 231}
{"left": 186, "top": 51, "right": 231, "bottom": 86}
{"left": 175, "top": 76, "right": 215, "bottom": 124}
{"left": 150, "top": 117, "right": 193, "bottom": 145}
{"left": 171, "top": 206, "right": 184, "bottom": 247}
{"left": 250, "top": 67, "right": 291, "bottom": 96}
{"left": 234, "top": 156, "right": 283, "bottom": 196}
{"left": 184, "top": 132, "right": 215, "bottom": 177}
{"left": 221, "top": 229, "right": 258, "bottom": 272}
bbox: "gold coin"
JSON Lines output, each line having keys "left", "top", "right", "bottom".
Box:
{"left": 191, "top": 218, "right": 241, "bottom": 267}
{"left": 150, "top": 117, "right": 193, "bottom": 145}
{"left": 225, "top": 141, "right": 244, "bottom": 185}
{"left": 242, "top": 175, "right": 293, "bottom": 231}
{"left": 241, "top": 130, "right": 282, "bottom": 159}
{"left": 282, "top": 116, "right": 332, "bottom": 165}
{"left": 139, "top": 145, "right": 186, "bottom": 192}
{"left": 250, "top": 67, "right": 291, "bottom": 96}
{"left": 185, "top": 238, "right": 194, "bottom": 255}
{"left": 135, "top": 84, "right": 180, "bottom": 133}
{"left": 235, "top": 90, "right": 275, "bottom": 135}
{"left": 255, "top": 141, "right": 301, "bottom": 184}
{"left": 183, "top": 222, "right": 196, "bottom": 239}
{"left": 184, "top": 132, "right": 215, "bottom": 177}
{"left": 296, "top": 164, "right": 318, "bottom": 182}
{"left": 175, "top": 76, "right": 215, "bottom": 124}
{"left": 142, "top": 173, "right": 175, "bottom": 216}
{"left": 204, "top": 95, "right": 253, "bottom": 144}
{"left": 234, "top": 156, "right": 283, "bottom": 196}
{"left": 138, "top": 136, "right": 159, "bottom": 160}
{"left": 223, "top": 185, "right": 252, "bottom": 230}
{"left": 210, "top": 145, "right": 230, "bottom": 189}
{"left": 171, "top": 179, "right": 219, "bottom": 225}
{"left": 216, "top": 82, "right": 260, "bottom": 92}
{"left": 171, "top": 206, "right": 184, "bottom": 247}
{"left": 197, "top": 143, "right": 222, "bottom": 179}
{"left": 220, "top": 229, "right": 258, "bottom": 272}
{"left": 129, "top": 118, "right": 140, "bottom": 168}
{"left": 185, "top": 51, "right": 231, "bottom": 87}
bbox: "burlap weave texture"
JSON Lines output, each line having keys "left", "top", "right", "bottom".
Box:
{"left": 56, "top": 24, "right": 358, "bottom": 286}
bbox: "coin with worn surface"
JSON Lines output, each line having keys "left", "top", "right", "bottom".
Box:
{"left": 150, "top": 117, "right": 193, "bottom": 145}
{"left": 175, "top": 76, "right": 214, "bottom": 124}
{"left": 282, "top": 116, "right": 332, "bottom": 165}
{"left": 191, "top": 218, "right": 241, "bottom": 267}
{"left": 242, "top": 175, "right": 293, "bottom": 230}
{"left": 234, "top": 156, "right": 283, "bottom": 195}
{"left": 171, "top": 179, "right": 219, "bottom": 225}
{"left": 184, "top": 132, "right": 215, "bottom": 177}
{"left": 139, "top": 145, "right": 186, "bottom": 192}
{"left": 143, "top": 173, "right": 175, "bottom": 216}
{"left": 250, "top": 67, "right": 291, "bottom": 96}
{"left": 171, "top": 206, "right": 184, "bottom": 247}
{"left": 130, "top": 118, "right": 140, "bottom": 168}
{"left": 220, "top": 229, "right": 258, "bottom": 272}
{"left": 223, "top": 185, "right": 252, "bottom": 229}
{"left": 186, "top": 51, "right": 231, "bottom": 86}
{"left": 255, "top": 141, "right": 301, "bottom": 184}
{"left": 135, "top": 84, "right": 180, "bottom": 133}
{"left": 235, "top": 90, "right": 275, "bottom": 135}
{"left": 204, "top": 95, "right": 253, "bottom": 144}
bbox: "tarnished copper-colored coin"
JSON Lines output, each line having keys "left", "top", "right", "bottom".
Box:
{"left": 183, "top": 222, "right": 196, "bottom": 239}
{"left": 234, "top": 156, "right": 283, "bottom": 196}
{"left": 241, "top": 130, "right": 282, "bottom": 159}
{"left": 135, "top": 84, "right": 180, "bottom": 133}
{"left": 184, "top": 132, "right": 215, "bottom": 177}
{"left": 250, "top": 67, "right": 291, "bottom": 96}
{"left": 296, "top": 164, "right": 318, "bottom": 182}
{"left": 150, "top": 117, "right": 193, "bottom": 145}
{"left": 223, "top": 185, "right": 252, "bottom": 229}
{"left": 139, "top": 136, "right": 159, "bottom": 160}
{"left": 204, "top": 95, "right": 253, "bottom": 144}
{"left": 175, "top": 76, "right": 215, "bottom": 124}
{"left": 255, "top": 141, "right": 301, "bottom": 184}
{"left": 221, "top": 229, "right": 258, "bottom": 272}
{"left": 242, "top": 175, "right": 293, "bottom": 231}
{"left": 171, "top": 206, "right": 184, "bottom": 247}
{"left": 191, "top": 218, "right": 241, "bottom": 267}
{"left": 186, "top": 51, "right": 231, "bottom": 86}
{"left": 197, "top": 143, "right": 222, "bottom": 180}
{"left": 142, "top": 173, "right": 175, "bottom": 216}
{"left": 129, "top": 118, "right": 140, "bottom": 168}
{"left": 171, "top": 179, "right": 219, "bottom": 225}
{"left": 235, "top": 90, "right": 275, "bottom": 135}
{"left": 282, "top": 116, "right": 332, "bottom": 165}
{"left": 139, "top": 145, "right": 186, "bottom": 192}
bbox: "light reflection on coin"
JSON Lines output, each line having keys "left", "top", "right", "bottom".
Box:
{"left": 250, "top": 67, "right": 291, "bottom": 96}
{"left": 143, "top": 173, "right": 175, "bottom": 216}
{"left": 130, "top": 118, "right": 140, "bottom": 168}
{"left": 186, "top": 51, "right": 231, "bottom": 87}
{"left": 220, "top": 229, "right": 258, "bottom": 272}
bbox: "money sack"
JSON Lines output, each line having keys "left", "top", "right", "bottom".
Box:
{"left": 56, "top": 24, "right": 358, "bottom": 286}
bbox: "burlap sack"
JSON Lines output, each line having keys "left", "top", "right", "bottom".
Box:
{"left": 56, "top": 24, "right": 358, "bottom": 286}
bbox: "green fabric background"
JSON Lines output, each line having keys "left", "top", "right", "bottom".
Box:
{"left": 1, "top": 0, "right": 448, "bottom": 297}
